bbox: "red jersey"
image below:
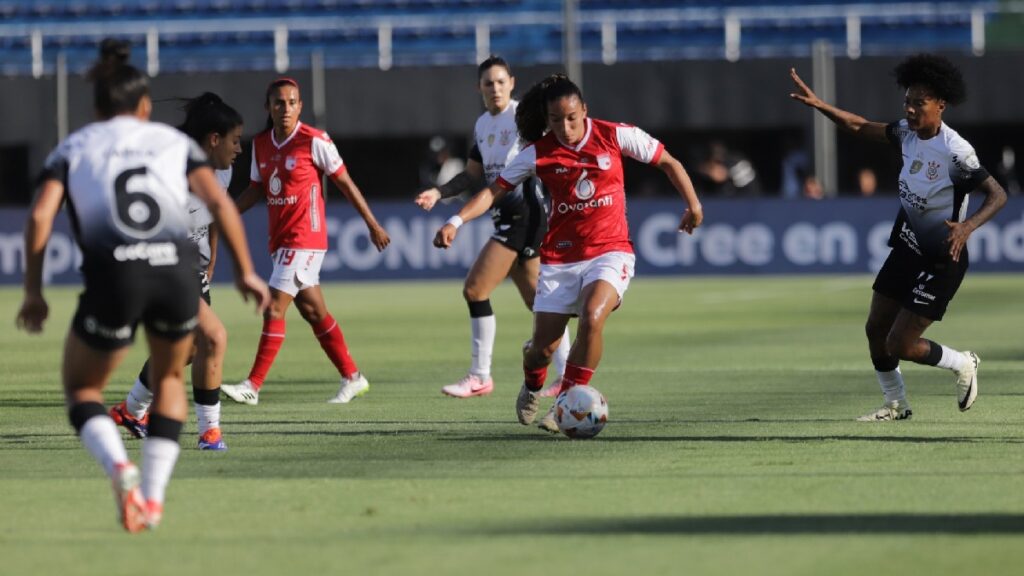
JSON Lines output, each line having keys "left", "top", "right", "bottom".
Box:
{"left": 496, "top": 118, "right": 664, "bottom": 264}
{"left": 250, "top": 121, "right": 347, "bottom": 252}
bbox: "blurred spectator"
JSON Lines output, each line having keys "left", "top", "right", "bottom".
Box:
{"left": 419, "top": 135, "right": 465, "bottom": 188}
{"left": 803, "top": 175, "right": 824, "bottom": 200}
{"left": 694, "top": 140, "right": 760, "bottom": 197}
{"left": 858, "top": 167, "right": 878, "bottom": 197}
{"left": 780, "top": 136, "right": 811, "bottom": 199}
{"left": 995, "top": 145, "right": 1021, "bottom": 196}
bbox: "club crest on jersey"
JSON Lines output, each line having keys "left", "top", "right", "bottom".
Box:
{"left": 909, "top": 160, "right": 924, "bottom": 174}
{"left": 487, "top": 134, "right": 495, "bottom": 147}
{"left": 926, "top": 161, "right": 941, "bottom": 181}
{"left": 597, "top": 154, "right": 612, "bottom": 170}
{"left": 285, "top": 156, "right": 297, "bottom": 171}
{"left": 499, "top": 129, "right": 512, "bottom": 147}
{"left": 574, "top": 169, "right": 596, "bottom": 200}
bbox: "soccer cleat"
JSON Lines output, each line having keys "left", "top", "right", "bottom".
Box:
{"left": 111, "top": 462, "right": 147, "bottom": 533}
{"left": 537, "top": 404, "right": 560, "bottom": 434}
{"left": 955, "top": 351, "right": 979, "bottom": 412}
{"left": 538, "top": 377, "right": 564, "bottom": 399}
{"left": 221, "top": 379, "right": 259, "bottom": 405}
{"left": 856, "top": 400, "right": 913, "bottom": 422}
{"left": 516, "top": 383, "right": 541, "bottom": 425}
{"left": 145, "top": 500, "right": 163, "bottom": 530}
{"left": 328, "top": 373, "right": 370, "bottom": 404}
{"left": 441, "top": 374, "right": 494, "bottom": 398}
{"left": 198, "top": 427, "right": 227, "bottom": 451}
{"left": 109, "top": 402, "right": 149, "bottom": 439}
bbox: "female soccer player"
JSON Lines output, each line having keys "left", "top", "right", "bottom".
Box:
{"left": 434, "top": 74, "right": 703, "bottom": 431}
{"left": 221, "top": 78, "right": 391, "bottom": 406}
{"left": 16, "top": 39, "right": 269, "bottom": 532}
{"left": 110, "top": 92, "right": 245, "bottom": 451}
{"left": 789, "top": 54, "right": 1007, "bottom": 420}
{"left": 414, "top": 56, "right": 570, "bottom": 399}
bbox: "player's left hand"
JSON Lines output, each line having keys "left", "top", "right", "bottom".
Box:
{"left": 237, "top": 273, "right": 271, "bottom": 314}
{"left": 944, "top": 219, "right": 974, "bottom": 262}
{"left": 679, "top": 203, "right": 703, "bottom": 235}
{"left": 369, "top": 223, "right": 390, "bottom": 251}
{"left": 433, "top": 224, "right": 457, "bottom": 249}
{"left": 16, "top": 294, "right": 48, "bottom": 333}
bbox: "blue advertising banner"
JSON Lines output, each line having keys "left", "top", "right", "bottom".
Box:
{"left": 1, "top": 197, "right": 1022, "bottom": 285}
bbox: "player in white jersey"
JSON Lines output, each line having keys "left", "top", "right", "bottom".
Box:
{"left": 414, "top": 56, "right": 571, "bottom": 399}
{"left": 110, "top": 92, "right": 246, "bottom": 452}
{"left": 790, "top": 54, "right": 1007, "bottom": 421}
{"left": 16, "top": 40, "right": 269, "bottom": 533}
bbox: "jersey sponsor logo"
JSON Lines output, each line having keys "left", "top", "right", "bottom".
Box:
{"left": 113, "top": 241, "right": 179, "bottom": 266}
{"left": 574, "top": 170, "right": 596, "bottom": 200}
{"left": 898, "top": 180, "right": 928, "bottom": 212}
{"left": 83, "top": 315, "right": 133, "bottom": 340}
{"left": 285, "top": 156, "right": 297, "bottom": 171}
{"left": 952, "top": 153, "right": 981, "bottom": 172}
{"left": 267, "top": 195, "right": 298, "bottom": 206}
{"left": 555, "top": 240, "right": 573, "bottom": 250}
{"left": 909, "top": 160, "right": 924, "bottom": 174}
{"left": 555, "top": 167, "right": 569, "bottom": 174}
{"left": 926, "top": 161, "right": 941, "bottom": 181}
{"left": 269, "top": 168, "right": 283, "bottom": 196}
{"left": 897, "top": 221, "right": 922, "bottom": 256}
{"left": 557, "top": 195, "right": 613, "bottom": 215}
{"left": 597, "top": 154, "right": 612, "bottom": 170}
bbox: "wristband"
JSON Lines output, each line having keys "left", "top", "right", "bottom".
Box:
{"left": 446, "top": 215, "right": 464, "bottom": 229}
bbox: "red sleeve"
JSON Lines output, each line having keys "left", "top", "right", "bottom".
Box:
{"left": 494, "top": 176, "right": 516, "bottom": 191}
{"left": 649, "top": 142, "right": 665, "bottom": 165}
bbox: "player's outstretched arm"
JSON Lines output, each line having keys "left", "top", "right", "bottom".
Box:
{"left": 945, "top": 176, "right": 1007, "bottom": 262}
{"left": 190, "top": 167, "right": 270, "bottom": 313}
{"left": 655, "top": 150, "right": 703, "bottom": 235}
{"left": 789, "top": 68, "right": 888, "bottom": 143}
{"left": 16, "top": 179, "right": 64, "bottom": 333}
{"left": 415, "top": 160, "right": 484, "bottom": 211}
{"left": 331, "top": 170, "right": 390, "bottom": 251}
{"left": 433, "top": 181, "right": 506, "bottom": 249}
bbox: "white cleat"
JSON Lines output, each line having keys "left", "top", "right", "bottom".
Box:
{"left": 221, "top": 379, "right": 259, "bottom": 406}
{"left": 328, "top": 373, "right": 370, "bottom": 404}
{"left": 516, "top": 383, "right": 541, "bottom": 425}
{"left": 856, "top": 400, "right": 913, "bottom": 422}
{"left": 955, "top": 351, "right": 979, "bottom": 412}
{"left": 537, "top": 404, "right": 560, "bottom": 434}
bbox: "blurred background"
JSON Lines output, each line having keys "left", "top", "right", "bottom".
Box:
{"left": 1, "top": 0, "right": 1022, "bottom": 281}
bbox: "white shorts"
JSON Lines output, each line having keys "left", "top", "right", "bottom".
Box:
{"left": 534, "top": 251, "right": 636, "bottom": 316}
{"left": 268, "top": 249, "right": 325, "bottom": 296}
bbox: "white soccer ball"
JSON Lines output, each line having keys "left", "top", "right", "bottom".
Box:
{"left": 554, "top": 385, "right": 609, "bottom": 439}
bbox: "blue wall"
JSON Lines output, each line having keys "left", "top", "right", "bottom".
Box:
{"left": 2, "top": 197, "right": 1022, "bottom": 286}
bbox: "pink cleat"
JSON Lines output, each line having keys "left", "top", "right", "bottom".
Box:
{"left": 111, "top": 462, "right": 147, "bottom": 533}
{"left": 441, "top": 374, "right": 494, "bottom": 398}
{"left": 538, "top": 377, "right": 565, "bottom": 398}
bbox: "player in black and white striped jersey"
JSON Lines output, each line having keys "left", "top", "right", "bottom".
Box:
{"left": 790, "top": 54, "right": 1007, "bottom": 421}
{"left": 110, "top": 92, "right": 245, "bottom": 452}
{"left": 16, "top": 40, "right": 269, "bottom": 533}
{"left": 414, "top": 56, "right": 571, "bottom": 400}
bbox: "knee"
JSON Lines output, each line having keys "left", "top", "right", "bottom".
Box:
{"left": 865, "top": 316, "right": 887, "bottom": 343}
{"left": 265, "top": 302, "right": 288, "bottom": 321}
{"left": 463, "top": 282, "right": 488, "bottom": 303}
{"left": 198, "top": 322, "right": 228, "bottom": 357}
{"left": 885, "top": 332, "right": 913, "bottom": 359}
{"left": 297, "top": 303, "right": 326, "bottom": 325}
{"left": 577, "top": 309, "right": 605, "bottom": 337}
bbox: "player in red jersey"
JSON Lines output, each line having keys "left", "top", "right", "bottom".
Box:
{"left": 435, "top": 74, "right": 703, "bottom": 431}
{"left": 222, "top": 78, "right": 390, "bottom": 406}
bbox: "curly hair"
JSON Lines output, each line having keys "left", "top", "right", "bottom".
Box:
{"left": 515, "top": 74, "right": 584, "bottom": 143}
{"left": 893, "top": 53, "right": 967, "bottom": 106}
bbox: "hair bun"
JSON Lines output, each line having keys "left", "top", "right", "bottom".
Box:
{"left": 98, "top": 38, "right": 131, "bottom": 66}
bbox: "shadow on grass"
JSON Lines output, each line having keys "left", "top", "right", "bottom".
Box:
{"left": 491, "top": 514, "right": 1024, "bottom": 535}
{"left": 444, "top": 434, "right": 1022, "bottom": 444}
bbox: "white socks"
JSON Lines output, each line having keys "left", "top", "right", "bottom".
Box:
{"left": 125, "top": 378, "right": 153, "bottom": 419}
{"left": 79, "top": 416, "right": 129, "bottom": 477}
{"left": 936, "top": 344, "right": 966, "bottom": 372}
{"left": 141, "top": 436, "right": 181, "bottom": 505}
{"left": 470, "top": 314, "right": 496, "bottom": 380}
{"left": 551, "top": 326, "right": 571, "bottom": 379}
{"left": 195, "top": 402, "right": 221, "bottom": 435}
{"left": 875, "top": 367, "right": 907, "bottom": 405}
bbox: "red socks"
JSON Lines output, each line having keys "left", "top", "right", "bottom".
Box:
{"left": 247, "top": 318, "right": 286, "bottom": 389}
{"left": 523, "top": 365, "right": 548, "bottom": 391}
{"left": 313, "top": 315, "right": 358, "bottom": 379}
{"left": 560, "top": 362, "right": 595, "bottom": 391}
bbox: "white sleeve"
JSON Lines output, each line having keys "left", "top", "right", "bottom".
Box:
{"left": 615, "top": 124, "right": 663, "bottom": 164}
{"left": 495, "top": 145, "right": 536, "bottom": 189}
{"left": 311, "top": 132, "right": 345, "bottom": 175}
{"left": 216, "top": 167, "right": 233, "bottom": 190}
{"left": 249, "top": 144, "right": 261, "bottom": 183}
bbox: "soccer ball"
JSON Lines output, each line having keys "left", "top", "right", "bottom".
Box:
{"left": 554, "top": 385, "right": 609, "bottom": 439}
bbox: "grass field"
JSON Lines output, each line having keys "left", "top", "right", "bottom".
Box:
{"left": 2, "top": 274, "right": 1024, "bottom": 576}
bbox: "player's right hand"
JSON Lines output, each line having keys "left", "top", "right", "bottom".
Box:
{"left": 237, "top": 273, "right": 271, "bottom": 314}
{"left": 789, "top": 68, "right": 822, "bottom": 109}
{"left": 16, "top": 294, "right": 48, "bottom": 333}
{"left": 369, "top": 223, "right": 390, "bottom": 251}
{"left": 415, "top": 188, "right": 442, "bottom": 211}
{"left": 433, "top": 224, "right": 457, "bottom": 249}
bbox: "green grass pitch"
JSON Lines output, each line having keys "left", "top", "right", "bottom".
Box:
{"left": 2, "top": 274, "right": 1023, "bottom": 576}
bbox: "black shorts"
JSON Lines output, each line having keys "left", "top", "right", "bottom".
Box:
{"left": 872, "top": 245, "right": 968, "bottom": 321}
{"left": 489, "top": 196, "right": 548, "bottom": 260}
{"left": 72, "top": 243, "right": 200, "bottom": 350}
{"left": 199, "top": 270, "right": 211, "bottom": 306}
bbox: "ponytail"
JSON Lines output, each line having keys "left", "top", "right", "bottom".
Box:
{"left": 515, "top": 74, "right": 584, "bottom": 143}
{"left": 179, "top": 92, "right": 243, "bottom": 144}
